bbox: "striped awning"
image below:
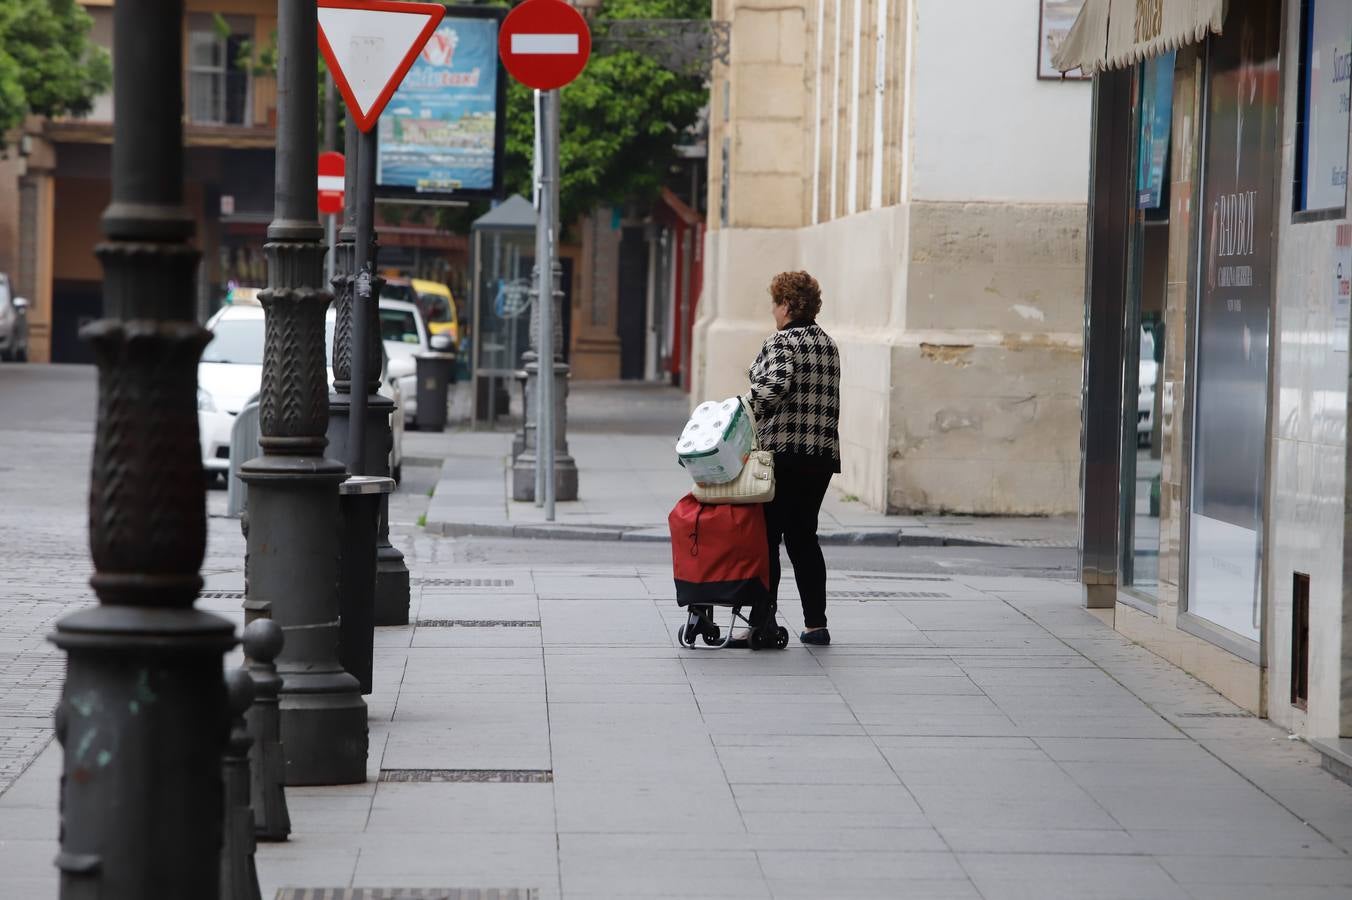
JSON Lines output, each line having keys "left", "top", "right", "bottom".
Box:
{"left": 1053, "top": 0, "right": 1227, "bottom": 76}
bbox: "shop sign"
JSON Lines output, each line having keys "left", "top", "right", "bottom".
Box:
{"left": 1137, "top": 51, "right": 1175, "bottom": 209}
{"left": 1298, "top": 0, "right": 1352, "bottom": 213}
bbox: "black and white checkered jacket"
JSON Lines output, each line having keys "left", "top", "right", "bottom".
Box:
{"left": 746, "top": 321, "right": 841, "bottom": 472}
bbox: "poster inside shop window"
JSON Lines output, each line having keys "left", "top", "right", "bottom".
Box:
{"left": 1188, "top": 1, "right": 1282, "bottom": 644}
{"left": 1138, "top": 51, "right": 1177, "bottom": 209}
{"left": 1299, "top": 0, "right": 1352, "bottom": 212}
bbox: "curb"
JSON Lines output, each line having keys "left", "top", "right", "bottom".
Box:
{"left": 423, "top": 519, "right": 1068, "bottom": 549}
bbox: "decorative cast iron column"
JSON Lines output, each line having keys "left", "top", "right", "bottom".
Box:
{"left": 49, "top": 0, "right": 236, "bottom": 895}
{"left": 327, "top": 125, "right": 410, "bottom": 627}
{"left": 239, "top": 0, "right": 367, "bottom": 785}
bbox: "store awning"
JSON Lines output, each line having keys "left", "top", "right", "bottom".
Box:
{"left": 1053, "top": 0, "right": 1226, "bottom": 76}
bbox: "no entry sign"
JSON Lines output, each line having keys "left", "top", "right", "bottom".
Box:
{"left": 318, "top": 151, "right": 345, "bottom": 215}
{"left": 499, "top": 0, "right": 591, "bottom": 90}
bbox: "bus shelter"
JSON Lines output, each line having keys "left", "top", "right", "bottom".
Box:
{"left": 470, "top": 195, "right": 536, "bottom": 425}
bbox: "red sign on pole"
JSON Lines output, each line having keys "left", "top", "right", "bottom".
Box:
{"left": 498, "top": 0, "right": 591, "bottom": 91}
{"left": 318, "top": 151, "right": 345, "bottom": 215}
{"left": 317, "top": 0, "right": 446, "bottom": 132}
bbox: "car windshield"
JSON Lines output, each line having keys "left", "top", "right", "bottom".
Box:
{"left": 381, "top": 283, "right": 415, "bottom": 304}
{"left": 202, "top": 318, "right": 265, "bottom": 364}
{"left": 381, "top": 308, "right": 421, "bottom": 345}
{"left": 418, "top": 292, "right": 451, "bottom": 322}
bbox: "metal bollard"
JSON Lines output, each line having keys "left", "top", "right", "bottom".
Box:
{"left": 338, "top": 475, "right": 395, "bottom": 694}
{"left": 413, "top": 352, "right": 456, "bottom": 432}
{"left": 226, "top": 395, "right": 261, "bottom": 518}
{"left": 244, "top": 619, "right": 290, "bottom": 841}
{"left": 221, "top": 668, "right": 262, "bottom": 900}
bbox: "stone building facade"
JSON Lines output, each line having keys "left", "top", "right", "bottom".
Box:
{"left": 694, "top": 0, "right": 1092, "bottom": 515}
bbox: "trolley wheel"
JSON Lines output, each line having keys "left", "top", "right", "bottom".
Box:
{"left": 748, "top": 629, "right": 766, "bottom": 651}
{"left": 678, "top": 624, "right": 697, "bottom": 647}
{"left": 775, "top": 626, "right": 790, "bottom": 649}
{"left": 702, "top": 624, "right": 722, "bottom": 646}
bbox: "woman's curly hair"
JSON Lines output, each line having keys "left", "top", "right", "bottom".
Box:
{"left": 769, "top": 271, "right": 822, "bottom": 323}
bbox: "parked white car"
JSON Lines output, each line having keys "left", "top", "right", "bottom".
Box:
{"left": 0, "top": 274, "right": 29, "bottom": 362}
{"left": 198, "top": 301, "right": 405, "bottom": 480}
{"left": 379, "top": 298, "right": 435, "bottom": 427}
{"left": 1138, "top": 328, "right": 1158, "bottom": 445}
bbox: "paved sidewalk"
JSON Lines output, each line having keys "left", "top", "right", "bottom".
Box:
{"left": 4, "top": 538, "right": 1352, "bottom": 898}
{"left": 420, "top": 384, "right": 1077, "bottom": 549}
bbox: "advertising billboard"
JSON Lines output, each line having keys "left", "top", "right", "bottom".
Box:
{"left": 377, "top": 6, "right": 507, "bottom": 201}
{"left": 1297, "top": 0, "right": 1352, "bottom": 213}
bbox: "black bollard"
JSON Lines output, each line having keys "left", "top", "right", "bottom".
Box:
{"left": 338, "top": 476, "right": 395, "bottom": 695}
{"left": 221, "top": 669, "right": 262, "bottom": 900}
{"left": 243, "top": 619, "right": 291, "bottom": 841}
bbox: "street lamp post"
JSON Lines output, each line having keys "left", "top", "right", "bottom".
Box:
{"left": 49, "top": 0, "right": 236, "bottom": 895}
{"left": 240, "top": 0, "right": 367, "bottom": 785}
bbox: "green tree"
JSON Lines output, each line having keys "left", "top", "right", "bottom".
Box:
{"left": 0, "top": 0, "right": 111, "bottom": 135}
{"left": 500, "top": 0, "right": 709, "bottom": 226}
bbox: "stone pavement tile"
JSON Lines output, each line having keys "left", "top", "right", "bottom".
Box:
{"left": 546, "top": 680, "right": 697, "bottom": 705}
{"left": 1006, "top": 713, "right": 1182, "bottom": 740}
{"left": 688, "top": 673, "right": 839, "bottom": 697}
{"left": 1127, "top": 827, "right": 1346, "bottom": 859}
{"left": 558, "top": 845, "right": 768, "bottom": 899}
{"left": 399, "top": 647, "right": 544, "bottom": 679}
{"left": 916, "top": 628, "right": 1069, "bottom": 651}
{"left": 938, "top": 827, "right": 1135, "bottom": 854}
{"left": 714, "top": 734, "right": 899, "bottom": 786}
{"left": 757, "top": 850, "right": 972, "bottom": 899}
{"left": 554, "top": 780, "right": 745, "bottom": 834}
{"left": 1156, "top": 855, "right": 1352, "bottom": 888}
{"left": 1078, "top": 784, "right": 1299, "bottom": 831}
{"left": 364, "top": 783, "right": 557, "bottom": 834}
{"left": 904, "top": 778, "right": 1121, "bottom": 831}
{"left": 890, "top": 600, "right": 1033, "bottom": 630}
{"left": 732, "top": 783, "right": 929, "bottom": 832}
{"left": 381, "top": 722, "right": 552, "bottom": 772}
{"left": 416, "top": 594, "right": 541, "bottom": 621}
{"left": 257, "top": 846, "right": 362, "bottom": 898}
{"left": 352, "top": 836, "right": 557, "bottom": 899}
{"left": 544, "top": 655, "right": 689, "bottom": 684}
{"left": 700, "top": 712, "right": 866, "bottom": 737}
{"left": 827, "top": 671, "right": 987, "bottom": 697}
{"left": 1183, "top": 888, "right": 1352, "bottom": 900}
{"left": 551, "top": 745, "right": 726, "bottom": 787}
{"left": 847, "top": 692, "right": 1009, "bottom": 721}
{"left": 874, "top": 738, "right": 1058, "bottom": 784}
{"left": 1054, "top": 758, "right": 1257, "bottom": 790}
{"left": 959, "top": 853, "right": 1189, "bottom": 900}
{"left": 863, "top": 715, "right": 1025, "bottom": 738}
{"left": 410, "top": 624, "right": 545, "bottom": 649}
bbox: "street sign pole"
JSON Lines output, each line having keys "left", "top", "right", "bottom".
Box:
{"left": 543, "top": 87, "right": 560, "bottom": 517}
{"left": 349, "top": 129, "right": 379, "bottom": 477}
{"left": 533, "top": 90, "right": 554, "bottom": 516}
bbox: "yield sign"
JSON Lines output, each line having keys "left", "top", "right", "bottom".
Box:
{"left": 499, "top": 0, "right": 592, "bottom": 91}
{"left": 318, "top": 0, "right": 446, "bottom": 133}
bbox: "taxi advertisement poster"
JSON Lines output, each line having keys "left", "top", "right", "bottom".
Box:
{"left": 376, "top": 6, "right": 507, "bottom": 201}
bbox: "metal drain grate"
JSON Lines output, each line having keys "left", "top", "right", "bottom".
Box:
{"left": 827, "top": 591, "right": 950, "bottom": 599}
{"left": 200, "top": 590, "right": 245, "bottom": 601}
{"left": 849, "top": 575, "right": 952, "bottom": 582}
{"left": 274, "top": 886, "right": 538, "bottom": 891}
{"left": 416, "top": 578, "right": 516, "bottom": 588}
{"left": 416, "top": 620, "right": 540, "bottom": 628}
{"left": 380, "top": 769, "right": 553, "bottom": 783}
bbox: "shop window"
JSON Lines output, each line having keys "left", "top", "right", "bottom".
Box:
{"left": 1294, "top": 0, "right": 1351, "bottom": 218}
{"left": 188, "top": 14, "right": 254, "bottom": 127}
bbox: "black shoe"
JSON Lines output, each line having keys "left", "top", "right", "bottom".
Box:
{"left": 800, "top": 628, "right": 831, "bottom": 646}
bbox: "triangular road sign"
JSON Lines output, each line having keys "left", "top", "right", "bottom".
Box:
{"left": 318, "top": 0, "right": 446, "bottom": 133}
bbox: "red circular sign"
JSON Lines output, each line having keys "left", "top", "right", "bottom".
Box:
{"left": 318, "top": 151, "right": 345, "bottom": 215}
{"left": 499, "top": 0, "right": 591, "bottom": 91}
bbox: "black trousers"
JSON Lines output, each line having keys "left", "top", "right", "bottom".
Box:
{"left": 764, "top": 463, "right": 833, "bottom": 629}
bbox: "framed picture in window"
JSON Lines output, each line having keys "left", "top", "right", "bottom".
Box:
{"left": 1039, "top": 0, "right": 1091, "bottom": 80}
{"left": 1294, "top": 0, "right": 1351, "bottom": 219}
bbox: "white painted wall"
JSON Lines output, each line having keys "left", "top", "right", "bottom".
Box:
{"left": 910, "top": 0, "right": 1092, "bottom": 204}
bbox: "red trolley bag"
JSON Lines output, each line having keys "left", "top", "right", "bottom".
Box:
{"left": 668, "top": 494, "right": 789, "bottom": 650}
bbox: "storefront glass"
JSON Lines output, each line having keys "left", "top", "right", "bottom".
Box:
{"left": 1120, "top": 53, "right": 1174, "bottom": 601}
{"left": 1187, "top": 2, "right": 1282, "bottom": 644}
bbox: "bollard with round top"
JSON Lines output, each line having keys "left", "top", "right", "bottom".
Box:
{"left": 243, "top": 619, "right": 291, "bottom": 840}
{"left": 221, "top": 669, "right": 262, "bottom": 900}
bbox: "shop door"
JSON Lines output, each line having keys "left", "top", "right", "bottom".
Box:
{"left": 617, "top": 226, "right": 648, "bottom": 380}
{"left": 1187, "top": 0, "right": 1282, "bottom": 645}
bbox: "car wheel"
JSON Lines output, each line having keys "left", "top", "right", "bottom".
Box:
{"left": 0, "top": 347, "right": 10, "bottom": 363}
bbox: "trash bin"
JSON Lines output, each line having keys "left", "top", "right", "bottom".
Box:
{"left": 226, "top": 394, "right": 261, "bottom": 518}
{"left": 337, "top": 475, "right": 395, "bottom": 695}
{"left": 414, "top": 351, "right": 456, "bottom": 432}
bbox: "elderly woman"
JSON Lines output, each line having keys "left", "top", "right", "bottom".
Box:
{"left": 744, "top": 271, "right": 842, "bottom": 646}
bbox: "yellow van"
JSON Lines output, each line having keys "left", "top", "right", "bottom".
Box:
{"left": 410, "top": 278, "right": 458, "bottom": 343}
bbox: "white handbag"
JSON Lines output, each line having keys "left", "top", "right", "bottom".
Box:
{"left": 692, "top": 398, "right": 776, "bottom": 505}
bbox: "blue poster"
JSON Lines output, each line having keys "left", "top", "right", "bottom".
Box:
{"left": 377, "top": 16, "right": 501, "bottom": 195}
{"left": 1137, "top": 51, "right": 1176, "bottom": 210}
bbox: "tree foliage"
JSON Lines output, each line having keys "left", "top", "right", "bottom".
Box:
{"left": 500, "top": 0, "right": 709, "bottom": 226}
{"left": 0, "top": 0, "right": 111, "bottom": 135}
